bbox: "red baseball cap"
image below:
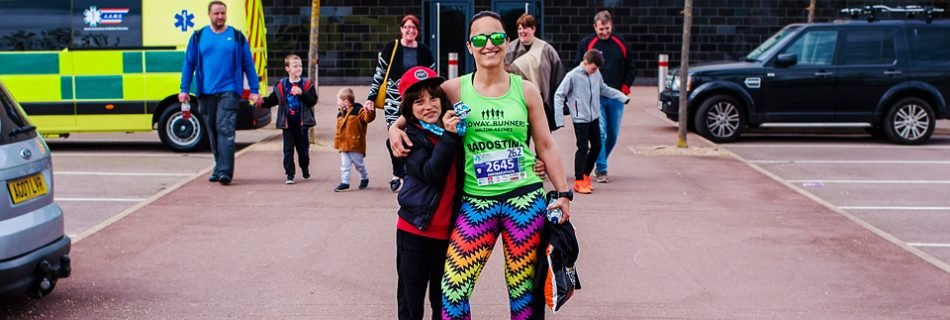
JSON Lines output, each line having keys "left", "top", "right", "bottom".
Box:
{"left": 398, "top": 66, "right": 445, "bottom": 97}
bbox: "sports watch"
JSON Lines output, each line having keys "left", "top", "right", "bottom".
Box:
{"left": 556, "top": 190, "right": 574, "bottom": 201}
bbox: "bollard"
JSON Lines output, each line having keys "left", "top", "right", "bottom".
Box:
{"left": 448, "top": 52, "right": 458, "bottom": 79}
{"left": 658, "top": 54, "right": 669, "bottom": 93}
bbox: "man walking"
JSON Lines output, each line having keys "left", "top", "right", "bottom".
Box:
{"left": 576, "top": 10, "right": 635, "bottom": 183}
{"left": 179, "top": 0, "right": 261, "bottom": 185}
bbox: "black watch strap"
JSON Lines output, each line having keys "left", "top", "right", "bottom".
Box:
{"left": 556, "top": 190, "right": 574, "bottom": 201}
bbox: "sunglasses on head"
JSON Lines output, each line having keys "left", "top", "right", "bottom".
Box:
{"left": 469, "top": 32, "right": 507, "bottom": 48}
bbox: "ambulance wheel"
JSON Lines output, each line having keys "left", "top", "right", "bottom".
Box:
{"left": 159, "top": 105, "right": 208, "bottom": 152}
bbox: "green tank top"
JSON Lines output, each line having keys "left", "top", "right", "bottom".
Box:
{"left": 460, "top": 73, "right": 542, "bottom": 196}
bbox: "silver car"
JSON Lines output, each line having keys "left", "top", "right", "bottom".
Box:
{"left": 0, "top": 80, "right": 70, "bottom": 299}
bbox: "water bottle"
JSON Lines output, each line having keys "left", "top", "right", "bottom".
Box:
{"left": 546, "top": 191, "right": 562, "bottom": 224}
{"left": 181, "top": 102, "right": 191, "bottom": 120}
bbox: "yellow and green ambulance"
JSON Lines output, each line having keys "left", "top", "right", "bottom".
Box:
{"left": 0, "top": 0, "right": 270, "bottom": 151}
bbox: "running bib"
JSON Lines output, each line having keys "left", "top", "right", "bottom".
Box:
{"left": 473, "top": 148, "right": 525, "bottom": 186}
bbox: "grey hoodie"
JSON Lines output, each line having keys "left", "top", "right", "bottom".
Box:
{"left": 553, "top": 64, "right": 629, "bottom": 124}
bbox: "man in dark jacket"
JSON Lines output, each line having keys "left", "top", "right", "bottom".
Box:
{"left": 575, "top": 10, "right": 635, "bottom": 183}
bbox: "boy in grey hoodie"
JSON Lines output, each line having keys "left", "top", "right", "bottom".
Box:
{"left": 553, "top": 49, "right": 629, "bottom": 194}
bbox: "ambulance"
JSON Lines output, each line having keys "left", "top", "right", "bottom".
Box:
{"left": 0, "top": 0, "right": 270, "bottom": 151}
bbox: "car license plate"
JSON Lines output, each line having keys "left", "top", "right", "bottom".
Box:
{"left": 7, "top": 173, "right": 48, "bottom": 204}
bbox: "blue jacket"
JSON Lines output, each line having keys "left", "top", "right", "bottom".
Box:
{"left": 180, "top": 26, "right": 260, "bottom": 96}
{"left": 397, "top": 122, "right": 463, "bottom": 230}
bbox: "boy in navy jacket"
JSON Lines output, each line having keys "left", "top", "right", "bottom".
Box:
{"left": 260, "top": 54, "right": 318, "bottom": 184}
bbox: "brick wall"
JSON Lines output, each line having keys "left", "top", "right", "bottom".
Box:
{"left": 263, "top": 0, "right": 947, "bottom": 85}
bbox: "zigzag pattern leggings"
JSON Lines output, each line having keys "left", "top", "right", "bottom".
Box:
{"left": 441, "top": 187, "right": 546, "bottom": 320}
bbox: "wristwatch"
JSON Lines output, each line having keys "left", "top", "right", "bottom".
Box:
{"left": 556, "top": 190, "right": 574, "bottom": 201}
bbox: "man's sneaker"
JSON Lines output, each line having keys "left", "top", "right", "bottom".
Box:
{"left": 285, "top": 175, "right": 295, "bottom": 185}
{"left": 572, "top": 180, "right": 592, "bottom": 194}
{"left": 209, "top": 174, "right": 220, "bottom": 182}
{"left": 389, "top": 178, "right": 401, "bottom": 192}
{"left": 219, "top": 175, "right": 232, "bottom": 185}
{"left": 302, "top": 170, "right": 311, "bottom": 180}
{"left": 359, "top": 179, "right": 369, "bottom": 190}
{"left": 595, "top": 172, "right": 609, "bottom": 183}
{"left": 334, "top": 183, "right": 350, "bottom": 192}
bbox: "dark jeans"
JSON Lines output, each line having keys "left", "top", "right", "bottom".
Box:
{"left": 282, "top": 120, "right": 310, "bottom": 177}
{"left": 396, "top": 230, "right": 449, "bottom": 320}
{"left": 386, "top": 138, "right": 406, "bottom": 178}
{"left": 573, "top": 119, "right": 602, "bottom": 180}
{"left": 199, "top": 92, "right": 239, "bottom": 179}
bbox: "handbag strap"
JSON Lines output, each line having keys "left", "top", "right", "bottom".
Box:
{"left": 380, "top": 39, "right": 399, "bottom": 91}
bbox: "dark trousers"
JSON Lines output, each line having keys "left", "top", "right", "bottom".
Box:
{"left": 396, "top": 230, "right": 449, "bottom": 320}
{"left": 573, "top": 119, "right": 602, "bottom": 180}
{"left": 386, "top": 139, "right": 407, "bottom": 178}
{"left": 199, "top": 92, "right": 239, "bottom": 179}
{"left": 281, "top": 120, "right": 310, "bottom": 177}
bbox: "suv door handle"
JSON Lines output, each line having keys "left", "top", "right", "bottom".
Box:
{"left": 814, "top": 71, "right": 834, "bottom": 77}
{"left": 883, "top": 70, "right": 902, "bottom": 76}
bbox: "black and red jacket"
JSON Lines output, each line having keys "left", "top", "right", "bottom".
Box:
{"left": 261, "top": 77, "right": 318, "bottom": 129}
{"left": 576, "top": 34, "right": 637, "bottom": 94}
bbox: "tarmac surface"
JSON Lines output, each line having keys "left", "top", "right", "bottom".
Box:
{"left": 3, "top": 87, "right": 949, "bottom": 319}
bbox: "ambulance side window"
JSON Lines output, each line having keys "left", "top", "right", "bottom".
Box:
{"left": 0, "top": 0, "right": 71, "bottom": 51}
{"left": 71, "top": 0, "right": 143, "bottom": 48}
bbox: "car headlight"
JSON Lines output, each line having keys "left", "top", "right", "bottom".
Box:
{"left": 670, "top": 74, "right": 692, "bottom": 92}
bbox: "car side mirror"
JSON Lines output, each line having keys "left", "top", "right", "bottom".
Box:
{"left": 776, "top": 53, "right": 798, "bottom": 67}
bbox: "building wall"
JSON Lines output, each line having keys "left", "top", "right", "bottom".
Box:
{"left": 263, "top": 0, "right": 947, "bottom": 86}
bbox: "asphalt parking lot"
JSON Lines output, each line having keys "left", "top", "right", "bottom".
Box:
{"left": 722, "top": 132, "right": 950, "bottom": 267}
{"left": 47, "top": 129, "right": 278, "bottom": 240}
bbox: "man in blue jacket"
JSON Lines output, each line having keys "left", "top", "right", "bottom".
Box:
{"left": 576, "top": 10, "right": 635, "bottom": 183}
{"left": 179, "top": 0, "right": 261, "bottom": 185}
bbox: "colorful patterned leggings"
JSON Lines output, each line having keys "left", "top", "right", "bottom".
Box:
{"left": 441, "top": 187, "right": 546, "bottom": 320}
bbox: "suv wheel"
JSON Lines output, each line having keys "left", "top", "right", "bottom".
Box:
{"left": 158, "top": 104, "right": 208, "bottom": 152}
{"left": 694, "top": 94, "right": 745, "bottom": 143}
{"left": 883, "top": 97, "right": 935, "bottom": 145}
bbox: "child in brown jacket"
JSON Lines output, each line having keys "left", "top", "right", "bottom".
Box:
{"left": 334, "top": 88, "right": 376, "bottom": 191}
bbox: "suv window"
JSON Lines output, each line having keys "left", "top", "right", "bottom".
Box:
{"left": 0, "top": 0, "right": 71, "bottom": 51}
{"left": 746, "top": 25, "right": 801, "bottom": 61}
{"left": 841, "top": 30, "right": 896, "bottom": 65}
{"left": 781, "top": 30, "right": 838, "bottom": 66}
{"left": 0, "top": 84, "right": 36, "bottom": 146}
{"left": 906, "top": 27, "right": 950, "bottom": 62}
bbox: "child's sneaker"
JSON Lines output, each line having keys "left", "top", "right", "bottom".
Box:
{"left": 583, "top": 175, "right": 594, "bottom": 191}
{"left": 572, "top": 179, "right": 591, "bottom": 194}
{"left": 334, "top": 183, "right": 350, "bottom": 192}
{"left": 285, "top": 175, "right": 295, "bottom": 185}
{"left": 359, "top": 179, "right": 369, "bottom": 190}
{"left": 302, "top": 171, "right": 311, "bottom": 180}
{"left": 389, "top": 178, "right": 401, "bottom": 192}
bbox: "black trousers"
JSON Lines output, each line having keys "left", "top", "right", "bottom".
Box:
{"left": 396, "top": 230, "right": 449, "bottom": 320}
{"left": 282, "top": 120, "right": 310, "bottom": 177}
{"left": 573, "top": 119, "right": 602, "bottom": 180}
{"left": 386, "top": 138, "right": 407, "bottom": 178}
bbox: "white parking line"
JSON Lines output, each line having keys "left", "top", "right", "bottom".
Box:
{"left": 52, "top": 152, "right": 211, "bottom": 158}
{"left": 789, "top": 179, "right": 950, "bottom": 184}
{"left": 908, "top": 243, "right": 950, "bottom": 248}
{"left": 56, "top": 197, "right": 147, "bottom": 202}
{"left": 841, "top": 206, "right": 950, "bottom": 211}
{"left": 57, "top": 171, "right": 193, "bottom": 177}
{"left": 753, "top": 160, "right": 950, "bottom": 165}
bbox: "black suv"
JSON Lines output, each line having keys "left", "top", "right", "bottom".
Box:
{"left": 660, "top": 15, "right": 950, "bottom": 144}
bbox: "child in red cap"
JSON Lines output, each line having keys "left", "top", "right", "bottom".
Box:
{"left": 393, "top": 66, "right": 462, "bottom": 320}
